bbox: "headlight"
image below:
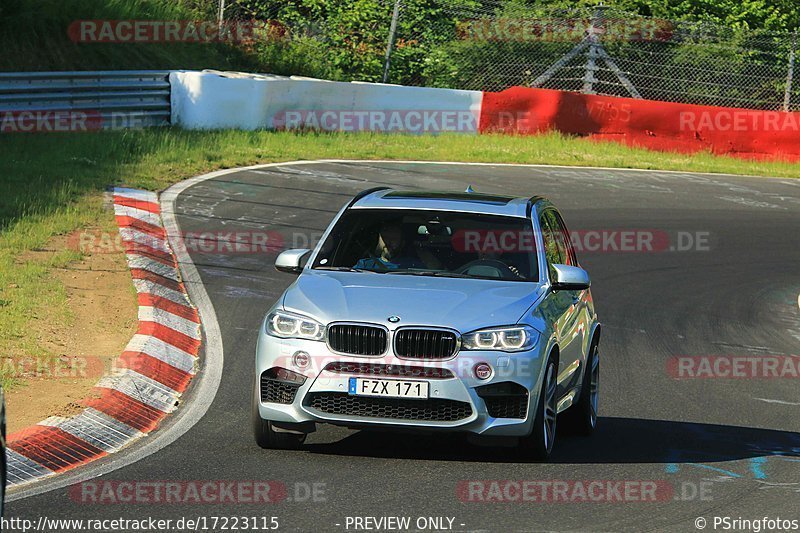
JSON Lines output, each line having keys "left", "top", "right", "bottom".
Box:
{"left": 462, "top": 325, "right": 539, "bottom": 352}
{"left": 265, "top": 310, "right": 326, "bottom": 341}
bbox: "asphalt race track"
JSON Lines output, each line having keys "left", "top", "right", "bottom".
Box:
{"left": 9, "top": 161, "right": 800, "bottom": 532}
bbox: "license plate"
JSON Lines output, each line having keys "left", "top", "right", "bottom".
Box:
{"left": 348, "top": 377, "right": 429, "bottom": 399}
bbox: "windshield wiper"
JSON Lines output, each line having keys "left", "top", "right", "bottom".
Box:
{"left": 429, "top": 272, "right": 474, "bottom": 279}
{"left": 314, "top": 266, "right": 381, "bottom": 273}
{"left": 390, "top": 270, "right": 472, "bottom": 279}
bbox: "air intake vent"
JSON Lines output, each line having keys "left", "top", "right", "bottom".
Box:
{"left": 260, "top": 368, "right": 305, "bottom": 404}
{"left": 476, "top": 382, "right": 529, "bottom": 419}
{"left": 307, "top": 392, "right": 472, "bottom": 422}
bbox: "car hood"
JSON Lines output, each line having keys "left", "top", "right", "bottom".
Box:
{"left": 281, "top": 270, "right": 545, "bottom": 332}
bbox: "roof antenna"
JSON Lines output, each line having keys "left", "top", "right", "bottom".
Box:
{"left": 465, "top": 185, "right": 475, "bottom": 193}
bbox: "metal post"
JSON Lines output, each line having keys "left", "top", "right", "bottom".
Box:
{"left": 582, "top": 5, "right": 605, "bottom": 94}
{"left": 784, "top": 30, "right": 797, "bottom": 112}
{"left": 582, "top": 44, "right": 598, "bottom": 94}
{"left": 532, "top": 40, "right": 589, "bottom": 87}
{"left": 382, "top": 0, "right": 402, "bottom": 84}
{"left": 531, "top": 3, "right": 640, "bottom": 97}
{"left": 597, "top": 46, "right": 642, "bottom": 98}
{"left": 217, "top": 0, "right": 226, "bottom": 33}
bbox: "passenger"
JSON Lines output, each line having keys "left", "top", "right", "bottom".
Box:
{"left": 355, "top": 223, "right": 424, "bottom": 271}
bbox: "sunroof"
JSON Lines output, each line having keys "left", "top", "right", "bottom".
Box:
{"left": 383, "top": 191, "right": 516, "bottom": 205}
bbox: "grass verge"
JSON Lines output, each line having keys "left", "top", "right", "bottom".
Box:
{"left": 0, "top": 0, "right": 257, "bottom": 72}
{"left": 1, "top": 128, "right": 799, "bottom": 391}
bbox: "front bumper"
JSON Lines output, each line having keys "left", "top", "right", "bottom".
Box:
{"left": 254, "top": 332, "right": 546, "bottom": 437}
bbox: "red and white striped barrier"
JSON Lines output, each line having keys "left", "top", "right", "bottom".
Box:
{"left": 6, "top": 188, "right": 200, "bottom": 486}
{"left": 170, "top": 71, "right": 800, "bottom": 160}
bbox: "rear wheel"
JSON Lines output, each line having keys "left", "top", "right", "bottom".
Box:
{"left": 520, "top": 354, "right": 558, "bottom": 460}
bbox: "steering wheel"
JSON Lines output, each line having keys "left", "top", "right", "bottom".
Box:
{"left": 455, "top": 259, "right": 522, "bottom": 280}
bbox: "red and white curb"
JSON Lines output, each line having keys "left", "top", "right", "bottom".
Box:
{"left": 6, "top": 187, "right": 200, "bottom": 487}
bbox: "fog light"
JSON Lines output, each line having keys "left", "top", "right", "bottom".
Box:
{"left": 293, "top": 350, "right": 310, "bottom": 369}
{"left": 474, "top": 363, "right": 492, "bottom": 380}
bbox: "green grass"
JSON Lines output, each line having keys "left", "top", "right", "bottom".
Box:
{"left": 4, "top": 129, "right": 800, "bottom": 233}
{"left": 0, "top": 0, "right": 337, "bottom": 79}
{"left": 2, "top": 128, "right": 800, "bottom": 388}
{"left": 0, "top": 0, "right": 259, "bottom": 72}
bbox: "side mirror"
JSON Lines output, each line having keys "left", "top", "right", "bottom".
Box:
{"left": 551, "top": 264, "right": 590, "bottom": 291}
{"left": 275, "top": 248, "right": 311, "bottom": 274}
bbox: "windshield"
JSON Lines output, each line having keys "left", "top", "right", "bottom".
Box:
{"left": 311, "top": 208, "right": 538, "bottom": 282}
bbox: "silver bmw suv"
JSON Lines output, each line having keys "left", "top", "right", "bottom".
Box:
{"left": 253, "top": 188, "right": 601, "bottom": 459}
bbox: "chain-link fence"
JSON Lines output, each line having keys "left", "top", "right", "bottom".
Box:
{"left": 209, "top": 0, "right": 800, "bottom": 111}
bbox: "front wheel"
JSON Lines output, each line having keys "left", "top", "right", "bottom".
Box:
{"left": 519, "top": 354, "right": 558, "bottom": 461}
{"left": 253, "top": 418, "right": 307, "bottom": 450}
{"left": 252, "top": 384, "right": 306, "bottom": 450}
{"left": 564, "top": 341, "right": 599, "bottom": 435}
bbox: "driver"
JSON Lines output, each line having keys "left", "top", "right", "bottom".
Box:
{"left": 460, "top": 249, "right": 524, "bottom": 279}
{"left": 354, "top": 223, "right": 424, "bottom": 271}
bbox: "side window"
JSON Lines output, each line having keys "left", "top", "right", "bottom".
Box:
{"left": 538, "top": 211, "right": 564, "bottom": 280}
{"left": 552, "top": 211, "right": 578, "bottom": 266}
{"left": 543, "top": 210, "right": 569, "bottom": 266}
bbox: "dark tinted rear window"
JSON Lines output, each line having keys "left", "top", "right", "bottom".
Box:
{"left": 382, "top": 191, "right": 516, "bottom": 205}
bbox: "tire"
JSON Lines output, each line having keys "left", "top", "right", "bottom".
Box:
{"left": 252, "top": 384, "right": 306, "bottom": 450}
{"left": 565, "top": 340, "right": 600, "bottom": 436}
{"left": 520, "top": 354, "right": 558, "bottom": 461}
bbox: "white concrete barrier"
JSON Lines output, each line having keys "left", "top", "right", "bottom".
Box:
{"left": 170, "top": 70, "right": 483, "bottom": 134}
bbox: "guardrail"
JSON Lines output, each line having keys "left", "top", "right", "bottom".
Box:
{"left": 0, "top": 70, "right": 171, "bottom": 129}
